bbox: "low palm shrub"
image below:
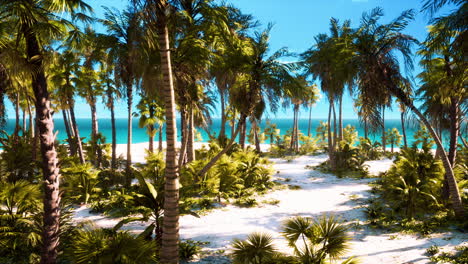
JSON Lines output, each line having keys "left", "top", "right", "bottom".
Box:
{"left": 62, "top": 162, "right": 101, "bottom": 204}
{"left": 232, "top": 232, "right": 277, "bottom": 264}
{"left": 65, "top": 226, "right": 157, "bottom": 264}
{"left": 231, "top": 215, "right": 358, "bottom": 264}
{"left": 0, "top": 131, "right": 37, "bottom": 182}
{"left": 379, "top": 146, "right": 444, "bottom": 219}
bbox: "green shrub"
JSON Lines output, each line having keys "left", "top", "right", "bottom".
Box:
{"left": 0, "top": 131, "right": 37, "bottom": 182}
{"left": 380, "top": 147, "right": 443, "bottom": 219}
{"left": 179, "top": 240, "right": 204, "bottom": 261}
{"left": 231, "top": 215, "right": 357, "bottom": 264}
{"left": 62, "top": 162, "right": 101, "bottom": 204}
{"left": 232, "top": 232, "right": 277, "bottom": 264}
{"left": 65, "top": 226, "right": 157, "bottom": 264}
{"left": 425, "top": 245, "right": 440, "bottom": 256}
{"left": 235, "top": 197, "right": 258, "bottom": 208}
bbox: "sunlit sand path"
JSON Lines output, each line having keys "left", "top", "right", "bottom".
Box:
{"left": 73, "top": 153, "right": 467, "bottom": 264}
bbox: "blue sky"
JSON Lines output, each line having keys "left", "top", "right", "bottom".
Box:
{"left": 5, "top": 0, "right": 456, "bottom": 119}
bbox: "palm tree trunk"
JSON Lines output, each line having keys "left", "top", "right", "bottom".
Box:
{"left": 187, "top": 108, "right": 195, "bottom": 162}
{"left": 339, "top": 95, "right": 343, "bottom": 141}
{"left": 408, "top": 103, "right": 464, "bottom": 217}
{"left": 442, "top": 98, "right": 460, "bottom": 201}
{"left": 32, "top": 117, "right": 38, "bottom": 162}
{"left": 126, "top": 83, "right": 133, "bottom": 183}
{"left": 69, "top": 100, "right": 85, "bottom": 164}
{"left": 332, "top": 102, "right": 337, "bottom": 150}
{"left": 218, "top": 89, "right": 226, "bottom": 143}
{"left": 307, "top": 105, "right": 312, "bottom": 137}
{"left": 253, "top": 120, "right": 261, "bottom": 152}
{"left": 327, "top": 101, "right": 334, "bottom": 168}
{"left": 178, "top": 114, "right": 189, "bottom": 169}
{"left": 62, "top": 110, "right": 74, "bottom": 155}
{"left": 382, "top": 106, "right": 386, "bottom": 152}
{"left": 110, "top": 96, "right": 117, "bottom": 170}
{"left": 22, "top": 108, "right": 27, "bottom": 135}
{"left": 14, "top": 92, "right": 20, "bottom": 137}
{"left": 401, "top": 111, "right": 407, "bottom": 148}
{"left": 389, "top": 85, "right": 465, "bottom": 218}
{"left": 199, "top": 117, "right": 244, "bottom": 178}
{"left": 158, "top": 16, "right": 180, "bottom": 263}
{"left": 159, "top": 125, "right": 163, "bottom": 153}
{"left": 231, "top": 120, "right": 235, "bottom": 140}
{"left": 90, "top": 99, "right": 101, "bottom": 167}
{"left": 239, "top": 115, "right": 247, "bottom": 149}
{"left": 364, "top": 119, "right": 368, "bottom": 140}
{"left": 24, "top": 29, "right": 60, "bottom": 264}
{"left": 294, "top": 107, "right": 300, "bottom": 152}
{"left": 448, "top": 98, "right": 459, "bottom": 166}
{"left": 149, "top": 124, "right": 155, "bottom": 153}
{"left": 28, "top": 102, "right": 34, "bottom": 138}
{"left": 290, "top": 107, "right": 297, "bottom": 150}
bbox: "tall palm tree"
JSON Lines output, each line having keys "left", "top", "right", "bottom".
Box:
{"left": 102, "top": 7, "right": 143, "bottom": 179}
{"left": 351, "top": 8, "right": 464, "bottom": 217}
{"left": 49, "top": 49, "right": 86, "bottom": 163}
{"left": 98, "top": 54, "right": 121, "bottom": 169}
{"left": 133, "top": 0, "right": 181, "bottom": 262}
{"left": 209, "top": 5, "right": 257, "bottom": 144}
{"left": 199, "top": 25, "right": 295, "bottom": 176}
{"left": 1, "top": 0, "right": 92, "bottom": 262}
{"left": 302, "top": 33, "right": 339, "bottom": 167}
{"left": 284, "top": 76, "right": 319, "bottom": 152}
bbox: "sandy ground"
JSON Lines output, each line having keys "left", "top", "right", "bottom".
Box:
{"left": 74, "top": 143, "right": 467, "bottom": 264}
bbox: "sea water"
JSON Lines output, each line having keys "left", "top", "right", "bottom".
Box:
{"left": 3, "top": 117, "right": 452, "bottom": 148}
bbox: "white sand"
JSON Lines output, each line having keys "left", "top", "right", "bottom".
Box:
{"left": 74, "top": 144, "right": 467, "bottom": 263}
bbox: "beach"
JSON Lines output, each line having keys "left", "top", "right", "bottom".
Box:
{"left": 73, "top": 142, "right": 467, "bottom": 263}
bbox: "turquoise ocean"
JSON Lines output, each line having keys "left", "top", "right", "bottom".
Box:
{"left": 3, "top": 117, "right": 450, "bottom": 148}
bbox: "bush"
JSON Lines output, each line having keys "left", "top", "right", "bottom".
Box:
{"left": 231, "top": 215, "right": 357, "bottom": 264}
{"left": 179, "top": 240, "right": 204, "bottom": 261}
{"left": 232, "top": 233, "right": 277, "bottom": 264}
{"left": 234, "top": 197, "right": 258, "bottom": 208}
{"left": 64, "top": 226, "right": 157, "bottom": 264}
{"left": 379, "top": 147, "right": 443, "bottom": 219}
{"left": 62, "top": 162, "right": 101, "bottom": 204}
{"left": 0, "top": 131, "right": 37, "bottom": 182}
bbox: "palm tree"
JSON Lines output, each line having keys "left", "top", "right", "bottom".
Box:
{"left": 263, "top": 120, "right": 280, "bottom": 147}
{"left": 209, "top": 5, "right": 257, "bottom": 144}
{"left": 199, "top": 25, "right": 294, "bottom": 176}
{"left": 351, "top": 8, "right": 464, "bottom": 217}
{"left": 387, "top": 128, "right": 402, "bottom": 153}
{"left": 137, "top": 95, "right": 163, "bottom": 153}
{"left": 1, "top": 0, "right": 92, "bottom": 262}
{"left": 102, "top": 6, "right": 143, "bottom": 179}
{"left": 302, "top": 33, "right": 339, "bottom": 167}
{"left": 284, "top": 77, "right": 319, "bottom": 152}
{"left": 353, "top": 94, "right": 382, "bottom": 140}
{"left": 417, "top": 21, "right": 466, "bottom": 201}
{"left": 133, "top": 0, "right": 181, "bottom": 261}
{"left": 98, "top": 55, "right": 121, "bottom": 169}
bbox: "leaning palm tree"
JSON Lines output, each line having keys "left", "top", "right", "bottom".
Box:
{"left": 351, "top": 7, "right": 464, "bottom": 217}
{"left": 1, "top": 0, "right": 92, "bottom": 262}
